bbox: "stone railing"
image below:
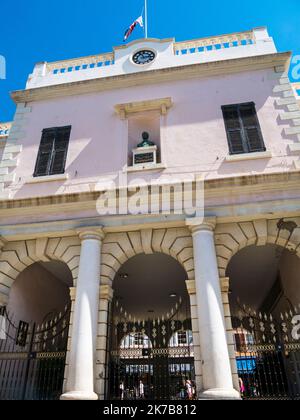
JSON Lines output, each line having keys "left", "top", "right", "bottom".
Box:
{"left": 174, "top": 30, "right": 254, "bottom": 55}
{"left": 46, "top": 52, "right": 115, "bottom": 75}
{"left": 0, "top": 122, "right": 11, "bottom": 138}
{"left": 29, "top": 27, "right": 271, "bottom": 79}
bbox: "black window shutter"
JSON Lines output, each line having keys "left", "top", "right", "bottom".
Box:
{"left": 34, "top": 126, "right": 71, "bottom": 177}
{"left": 240, "top": 104, "right": 265, "bottom": 153}
{"left": 222, "top": 106, "right": 245, "bottom": 154}
{"left": 50, "top": 127, "right": 71, "bottom": 175}
{"left": 222, "top": 103, "right": 265, "bottom": 155}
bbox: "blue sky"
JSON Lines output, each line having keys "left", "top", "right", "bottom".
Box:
{"left": 0, "top": 0, "right": 299, "bottom": 122}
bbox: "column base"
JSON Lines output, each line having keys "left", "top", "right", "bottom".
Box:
{"left": 60, "top": 391, "right": 99, "bottom": 401}
{"left": 199, "top": 388, "right": 241, "bottom": 400}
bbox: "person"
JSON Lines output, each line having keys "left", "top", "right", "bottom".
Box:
{"left": 239, "top": 377, "right": 245, "bottom": 397}
{"left": 139, "top": 380, "right": 145, "bottom": 399}
{"left": 119, "top": 381, "right": 124, "bottom": 400}
{"left": 186, "top": 379, "right": 193, "bottom": 400}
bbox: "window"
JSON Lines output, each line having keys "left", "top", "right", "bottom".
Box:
{"left": 177, "top": 331, "right": 188, "bottom": 345}
{"left": 33, "top": 126, "right": 71, "bottom": 177}
{"left": 134, "top": 332, "right": 145, "bottom": 347}
{"left": 222, "top": 103, "right": 265, "bottom": 155}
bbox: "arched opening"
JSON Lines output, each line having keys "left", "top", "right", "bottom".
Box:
{"left": 0, "top": 261, "right": 72, "bottom": 400}
{"left": 107, "top": 253, "right": 195, "bottom": 400}
{"left": 227, "top": 244, "right": 300, "bottom": 400}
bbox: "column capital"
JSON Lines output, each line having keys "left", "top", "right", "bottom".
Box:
{"left": 69, "top": 287, "right": 77, "bottom": 302}
{"left": 0, "top": 293, "right": 9, "bottom": 307}
{"left": 0, "top": 237, "right": 7, "bottom": 251}
{"left": 76, "top": 227, "right": 105, "bottom": 242}
{"left": 99, "top": 285, "right": 114, "bottom": 302}
{"left": 185, "top": 280, "right": 196, "bottom": 296}
{"left": 220, "top": 277, "right": 230, "bottom": 294}
{"left": 186, "top": 217, "right": 217, "bottom": 234}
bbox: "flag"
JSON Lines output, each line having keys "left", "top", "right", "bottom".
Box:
{"left": 123, "top": 16, "right": 144, "bottom": 42}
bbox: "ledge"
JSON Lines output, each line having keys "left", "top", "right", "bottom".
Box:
{"left": 123, "top": 163, "right": 167, "bottom": 173}
{"left": 11, "top": 52, "right": 291, "bottom": 104}
{"left": 225, "top": 151, "right": 272, "bottom": 162}
{"left": 25, "top": 174, "right": 69, "bottom": 184}
{"left": 288, "top": 144, "right": 300, "bottom": 153}
{"left": 115, "top": 98, "right": 172, "bottom": 119}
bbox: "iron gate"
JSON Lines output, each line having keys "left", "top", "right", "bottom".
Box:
{"left": 0, "top": 305, "right": 70, "bottom": 400}
{"left": 232, "top": 305, "right": 300, "bottom": 400}
{"left": 107, "top": 299, "right": 195, "bottom": 400}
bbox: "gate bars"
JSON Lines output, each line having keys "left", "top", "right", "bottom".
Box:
{"left": 0, "top": 305, "right": 70, "bottom": 400}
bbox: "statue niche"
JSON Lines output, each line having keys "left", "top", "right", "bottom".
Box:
{"left": 132, "top": 132, "right": 157, "bottom": 167}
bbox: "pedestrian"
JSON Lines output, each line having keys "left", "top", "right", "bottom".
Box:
{"left": 186, "top": 379, "right": 193, "bottom": 400}
{"left": 139, "top": 380, "right": 145, "bottom": 399}
{"left": 239, "top": 377, "right": 245, "bottom": 397}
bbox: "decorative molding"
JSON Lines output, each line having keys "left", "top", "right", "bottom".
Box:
{"left": 123, "top": 163, "right": 167, "bottom": 173}
{"left": 25, "top": 173, "right": 69, "bottom": 184}
{"left": 114, "top": 97, "right": 173, "bottom": 119}
{"left": 0, "top": 293, "right": 8, "bottom": 306}
{"left": 0, "top": 237, "right": 81, "bottom": 294}
{"left": 11, "top": 53, "right": 291, "bottom": 104}
{"left": 77, "top": 228, "right": 105, "bottom": 242}
{"left": 186, "top": 279, "right": 196, "bottom": 295}
{"left": 186, "top": 217, "right": 217, "bottom": 234}
{"left": 225, "top": 151, "right": 272, "bottom": 162}
{"left": 101, "top": 228, "right": 194, "bottom": 285}
{"left": 215, "top": 217, "right": 300, "bottom": 277}
{"left": 69, "top": 287, "right": 77, "bottom": 302}
{"left": 220, "top": 277, "right": 230, "bottom": 294}
{"left": 99, "top": 285, "right": 114, "bottom": 302}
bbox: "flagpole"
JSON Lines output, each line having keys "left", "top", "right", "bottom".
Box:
{"left": 145, "top": 0, "right": 148, "bottom": 38}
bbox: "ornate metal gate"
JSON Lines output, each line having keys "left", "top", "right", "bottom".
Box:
{"left": 232, "top": 304, "right": 300, "bottom": 400}
{"left": 107, "top": 299, "right": 195, "bottom": 400}
{"left": 0, "top": 305, "right": 70, "bottom": 400}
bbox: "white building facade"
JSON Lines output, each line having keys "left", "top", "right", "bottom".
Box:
{"left": 0, "top": 27, "right": 300, "bottom": 400}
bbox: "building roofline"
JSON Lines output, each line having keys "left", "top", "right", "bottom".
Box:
{"left": 11, "top": 51, "right": 291, "bottom": 104}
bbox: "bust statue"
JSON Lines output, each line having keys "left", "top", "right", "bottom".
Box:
{"left": 137, "top": 132, "right": 155, "bottom": 148}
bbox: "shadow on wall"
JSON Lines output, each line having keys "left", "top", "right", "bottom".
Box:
{"left": 10, "top": 69, "right": 290, "bottom": 200}
{"left": 7, "top": 262, "right": 72, "bottom": 325}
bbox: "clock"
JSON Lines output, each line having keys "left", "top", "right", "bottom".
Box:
{"left": 132, "top": 50, "right": 156, "bottom": 65}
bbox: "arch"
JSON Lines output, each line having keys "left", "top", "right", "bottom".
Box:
{"left": 215, "top": 218, "right": 300, "bottom": 277}
{"left": 0, "top": 236, "right": 81, "bottom": 299}
{"left": 101, "top": 228, "right": 194, "bottom": 285}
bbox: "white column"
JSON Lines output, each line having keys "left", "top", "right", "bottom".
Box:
{"left": 187, "top": 218, "right": 240, "bottom": 400}
{"left": 61, "top": 229, "right": 104, "bottom": 400}
{"left": 95, "top": 285, "right": 114, "bottom": 400}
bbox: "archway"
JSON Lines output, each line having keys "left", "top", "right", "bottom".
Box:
{"left": 107, "top": 253, "right": 195, "bottom": 400}
{"left": 227, "top": 244, "right": 300, "bottom": 400}
{"left": 0, "top": 261, "right": 73, "bottom": 400}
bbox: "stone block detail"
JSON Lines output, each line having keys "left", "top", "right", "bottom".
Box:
{"left": 0, "top": 103, "right": 31, "bottom": 198}
{"left": 272, "top": 70, "right": 300, "bottom": 164}
{"left": 0, "top": 236, "right": 81, "bottom": 297}
{"left": 215, "top": 217, "right": 300, "bottom": 277}
{"left": 101, "top": 228, "right": 194, "bottom": 284}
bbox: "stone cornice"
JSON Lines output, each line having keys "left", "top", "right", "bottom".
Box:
{"left": 11, "top": 52, "right": 291, "bottom": 104}
{"left": 115, "top": 97, "right": 173, "bottom": 119}
{"left": 0, "top": 171, "right": 299, "bottom": 227}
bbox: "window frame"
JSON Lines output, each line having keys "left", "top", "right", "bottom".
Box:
{"left": 222, "top": 102, "right": 266, "bottom": 155}
{"left": 33, "top": 125, "right": 71, "bottom": 178}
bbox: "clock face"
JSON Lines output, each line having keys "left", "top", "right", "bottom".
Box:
{"left": 132, "top": 50, "right": 156, "bottom": 65}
